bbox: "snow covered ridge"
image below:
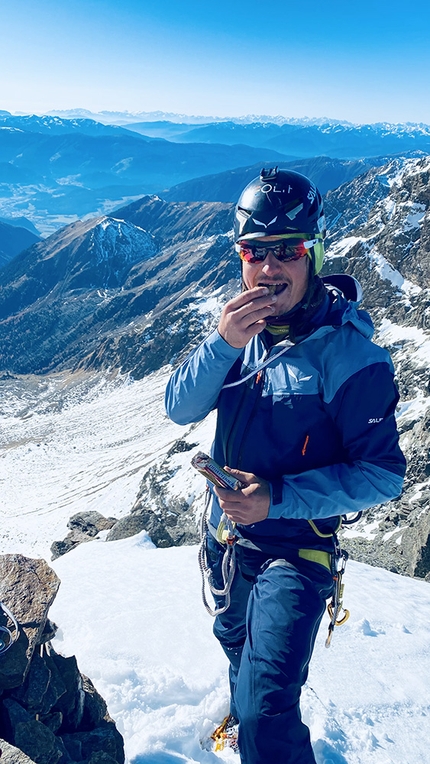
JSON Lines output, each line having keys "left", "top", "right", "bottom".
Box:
{"left": 43, "top": 108, "right": 430, "bottom": 130}
{"left": 89, "top": 217, "right": 157, "bottom": 267}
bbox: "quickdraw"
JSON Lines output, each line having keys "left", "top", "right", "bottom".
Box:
{"left": 325, "top": 546, "right": 350, "bottom": 648}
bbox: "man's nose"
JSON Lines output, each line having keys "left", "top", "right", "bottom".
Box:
{"left": 262, "top": 252, "right": 283, "bottom": 273}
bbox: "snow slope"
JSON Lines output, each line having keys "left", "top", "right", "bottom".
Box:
{"left": 49, "top": 534, "right": 430, "bottom": 764}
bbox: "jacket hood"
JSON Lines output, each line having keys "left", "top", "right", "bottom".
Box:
{"left": 323, "top": 274, "right": 374, "bottom": 341}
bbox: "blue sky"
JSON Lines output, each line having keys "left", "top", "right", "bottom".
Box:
{"left": 1, "top": 0, "right": 430, "bottom": 124}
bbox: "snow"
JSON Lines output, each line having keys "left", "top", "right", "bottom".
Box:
{"left": 401, "top": 203, "right": 426, "bottom": 232}
{"left": 1, "top": 369, "right": 430, "bottom": 763}
{"left": 377, "top": 318, "right": 430, "bottom": 365}
{"left": 48, "top": 534, "right": 430, "bottom": 764}
{"left": 368, "top": 249, "right": 421, "bottom": 297}
{"left": 0, "top": 370, "right": 210, "bottom": 559}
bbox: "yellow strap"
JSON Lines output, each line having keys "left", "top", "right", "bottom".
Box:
{"left": 308, "top": 517, "right": 342, "bottom": 538}
{"left": 298, "top": 548, "right": 331, "bottom": 570}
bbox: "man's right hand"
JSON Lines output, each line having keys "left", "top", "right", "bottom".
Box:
{"left": 218, "top": 287, "right": 278, "bottom": 348}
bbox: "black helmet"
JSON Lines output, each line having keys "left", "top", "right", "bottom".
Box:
{"left": 234, "top": 167, "right": 326, "bottom": 273}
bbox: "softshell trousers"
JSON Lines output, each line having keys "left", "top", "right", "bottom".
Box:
{"left": 206, "top": 534, "right": 334, "bottom": 764}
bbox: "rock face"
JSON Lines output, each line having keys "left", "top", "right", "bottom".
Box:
{"left": 106, "top": 439, "right": 200, "bottom": 548}
{"left": 323, "top": 156, "right": 430, "bottom": 579}
{"left": 0, "top": 201, "right": 237, "bottom": 377}
{"left": 51, "top": 513, "right": 117, "bottom": 561}
{"left": 0, "top": 555, "right": 124, "bottom": 764}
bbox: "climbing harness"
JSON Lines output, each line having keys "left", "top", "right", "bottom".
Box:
{"left": 325, "top": 542, "right": 350, "bottom": 648}
{"left": 198, "top": 490, "right": 237, "bottom": 617}
{"left": 0, "top": 601, "right": 19, "bottom": 655}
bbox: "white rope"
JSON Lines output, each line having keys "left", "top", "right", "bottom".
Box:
{"left": 221, "top": 342, "right": 293, "bottom": 389}
{"left": 198, "top": 493, "right": 237, "bottom": 617}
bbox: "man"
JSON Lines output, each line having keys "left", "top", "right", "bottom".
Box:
{"left": 165, "top": 167, "right": 405, "bottom": 764}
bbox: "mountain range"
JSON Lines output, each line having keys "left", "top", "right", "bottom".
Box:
{"left": 121, "top": 119, "right": 430, "bottom": 158}
{"left": 1, "top": 110, "right": 430, "bottom": 583}
{"left": 0, "top": 219, "right": 40, "bottom": 267}
{"left": 0, "top": 114, "right": 288, "bottom": 235}
{"left": 2, "top": 113, "right": 430, "bottom": 238}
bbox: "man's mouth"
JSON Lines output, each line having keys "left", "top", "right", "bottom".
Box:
{"left": 260, "top": 283, "right": 288, "bottom": 296}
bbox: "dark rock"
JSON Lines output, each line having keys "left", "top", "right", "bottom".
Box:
{"left": 39, "top": 653, "right": 68, "bottom": 716}
{"left": 13, "top": 720, "right": 64, "bottom": 764}
{"left": 1, "top": 698, "right": 32, "bottom": 740}
{"left": 80, "top": 676, "right": 108, "bottom": 730}
{"left": 105, "top": 512, "right": 170, "bottom": 545}
{"left": 51, "top": 513, "right": 117, "bottom": 560}
{"left": 9, "top": 652, "right": 51, "bottom": 714}
{"left": 86, "top": 752, "right": 119, "bottom": 764}
{"left": 0, "top": 557, "right": 124, "bottom": 764}
{"left": 66, "top": 513, "right": 117, "bottom": 537}
{"left": 0, "top": 556, "right": 60, "bottom": 690}
{"left": 166, "top": 440, "right": 198, "bottom": 456}
{"left": 39, "top": 713, "right": 63, "bottom": 736}
{"left": 61, "top": 723, "right": 124, "bottom": 764}
{"left": 37, "top": 621, "right": 58, "bottom": 646}
{"left": 49, "top": 653, "right": 84, "bottom": 733}
{"left": 57, "top": 735, "right": 82, "bottom": 762}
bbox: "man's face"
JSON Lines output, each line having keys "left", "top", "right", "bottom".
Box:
{"left": 241, "top": 238, "right": 310, "bottom": 315}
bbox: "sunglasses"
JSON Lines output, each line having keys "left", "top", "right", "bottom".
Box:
{"left": 236, "top": 238, "right": 319, "bottom": 264}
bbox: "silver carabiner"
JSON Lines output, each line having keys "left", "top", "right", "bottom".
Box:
{"left": 0, "top": 602, "right": 19, "bottom": 655}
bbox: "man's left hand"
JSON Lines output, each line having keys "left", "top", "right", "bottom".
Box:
{"left": 214, "top": 468, "right": 270, "bottom": 525}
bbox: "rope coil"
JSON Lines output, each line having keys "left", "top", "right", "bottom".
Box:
{"left": 198, "top": 492, "right": 237, "bottom": 617}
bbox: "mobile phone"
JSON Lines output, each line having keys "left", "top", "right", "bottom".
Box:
{"left": 191, "top": 452, "right": 244, "bottom": 490}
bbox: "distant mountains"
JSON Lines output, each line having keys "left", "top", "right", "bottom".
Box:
{"left": 1, "top": 113, "right": 430, "bottom": 237}
{"left": 45, "top": 109, "right": 353, "bottom": 126}
{"left": 0, "top": 219, "right": 40, "bottom": 268}
{"left": 1, "top": 153, "right": 429, "bottom": 380}
{"left": 0, "top": 114, "right": 287, "bottom": 234}
{"left": 123, "top": 120, "right": 430, "bottom": 159}
{"left": 162, "top": 156, "right": 387, "bottom": 203}
{"left": 0, "top": 198, "right": 236, "bottom": 374}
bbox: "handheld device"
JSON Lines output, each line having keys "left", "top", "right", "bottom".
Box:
{"left": 191, "top": 452, "right": 244, "bottom": 490}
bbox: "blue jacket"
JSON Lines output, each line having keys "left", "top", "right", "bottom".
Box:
{"left": 165, "top": 281, "right": 406, "bottom": 552}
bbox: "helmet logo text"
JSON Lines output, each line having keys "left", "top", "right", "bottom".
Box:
{"left": 260, "top": 183, "right": 283, "bottom": 196}
{"left": 307, "top": 183, "right": 317, "bottom": 203}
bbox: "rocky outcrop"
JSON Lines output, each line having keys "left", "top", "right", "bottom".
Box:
{"left": 106, "top": 440, "right": 200, "bottom": 548}
{"left": 324, "top": 156, "right": 430, "bottom": 579}
{"left": 0, "top": 555, "right": 124, "bottom": 764}
{"left": 50, "top": 513, "right": 117, "bottom": 561}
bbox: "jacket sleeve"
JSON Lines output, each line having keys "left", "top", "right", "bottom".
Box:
{"left": 165, "top": 329, "right": 243, "bottom": 425}
{"left": 269, "top": 361, "right": 406, "bottom": 520}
